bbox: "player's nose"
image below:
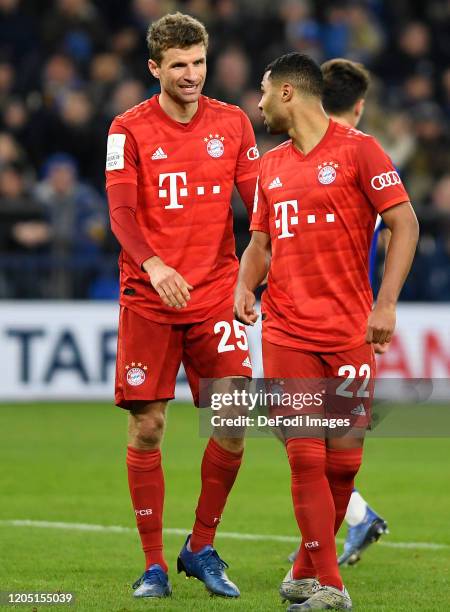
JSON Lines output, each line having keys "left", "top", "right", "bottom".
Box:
{"left": 183, "top": 65, "right": 197, "bottom": 82}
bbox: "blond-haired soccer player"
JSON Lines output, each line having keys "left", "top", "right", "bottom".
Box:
{"left": 235, "top": 53, "right": 418, "bottom": 610}
{"left": 106, "top": 13, "right": 258, "bottom": 598}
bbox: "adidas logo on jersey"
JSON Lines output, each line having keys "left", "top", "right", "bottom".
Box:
{"left": 242, "top": 356, "right": 252, "bottom": 369}
{"left": 151, "top": 147, "right": 167, "bottom": 160}
{"left": 351, "top": 403, "right": 366, "bottom": 416}
{"left": 268, "top": 177, "right": 283, "bottom": 189}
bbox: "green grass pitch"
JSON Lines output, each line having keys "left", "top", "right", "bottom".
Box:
{"left": 0, "top": 402, "right": 449, "bottom": 611}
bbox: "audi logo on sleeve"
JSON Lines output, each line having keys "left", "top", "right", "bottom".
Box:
{"left": 370, "top": 170, "right": 401, "bottom": 191}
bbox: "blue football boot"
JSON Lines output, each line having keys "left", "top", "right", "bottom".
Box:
{"left": 338, "top": 506, "right": 388, "bottom": 566}
{"left": 177, "top": 534, "right": 240, "bottom": 597}
{"left": 132, "top": 564, "right": 172, "bottom": 598}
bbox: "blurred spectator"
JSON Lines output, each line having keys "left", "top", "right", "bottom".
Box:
{"left": 0, "top": 0, "right": 37, "bottom": 67}
{"left": 34, "top": 153, "right": 106, "bottom": 297}
{"left": 41, "top": 0, "right": 107, "bottom": 61}
{"left": 430, "top": 173, "right": 450, "bottom": 213}
{"left": 0, "top": 61, "right": 15, "bottom": 110}
{"left": 0, "top": 131, "right": 27, "bottom": 168}
{"left": 107, "top": 79, "right": 146, "bottom": 118}
{"left": 208, "top": 47, "right": 250, "bottom": 104}
{"left": 346, "top": 4, "right": 384, "bottom": 64}
{"left": 240, "top": 89, "right": 265, "bottom": 135}
{"left": 403, "top": 102, "right": 450, "bottom": 201}
{"left": 321, "top": 5, "right": 348, "bottom": 59}
{"left": 0, "top": 164, "right": 49, "bottom": 253}
{"left": 440, "top": 67, "right": 450, "bottom": 117}
{"left": 374, "top": 22, "right": 434, "bottom": 85}
{"left": 376, "top": 112, "right": 416, "bottom": 171}
{"left": 402, "top": 73, "right": 434, "bottom": 108}
{"left": 283, "top": 0, "right": 322, "bottom": 61}
{"left": 0, "top": 163, "right": 50, "bottom": 297}
{"left": 89, "top": 53, "right": 123, "bottom": 107}
{"left": 41, "top": 54, "right": 81, "bottom": 109}
{"left": 49, "top": 90, "right": 105, "bottom": 185}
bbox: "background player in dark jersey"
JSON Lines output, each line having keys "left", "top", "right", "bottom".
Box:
{"left": 106, "top": 13, "right": 258, "bottom": 600}
{"left": 235, "top": 53, "right": 418, "bottom": 610}
{"left": 317, "top": 59, "right": 389, "bottom": 567}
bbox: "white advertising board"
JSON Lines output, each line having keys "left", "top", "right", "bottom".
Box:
{"left": 0, "top": 302, "right": 449, "bottom": 401}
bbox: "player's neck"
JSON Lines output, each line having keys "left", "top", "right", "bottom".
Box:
{"left": 289, "top": 110, "right": 330, "bottom": 156}
{"left": 329, "top": 112, "right": 356, "bottom": 128}
{"left": 158, "top": 91, "right": 200, "bottom": 123}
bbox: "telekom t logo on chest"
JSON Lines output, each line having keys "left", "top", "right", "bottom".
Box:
{"left": 274, "top": 200, "right": 298, "bottom": 239}
{"left": 158, "top": 172, "right": 221, "bottom": 209}
{"left": 274, "top": 200, "right": 336, "bottom": 239}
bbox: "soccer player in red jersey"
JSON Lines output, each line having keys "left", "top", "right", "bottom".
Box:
{"left": 287, "top": 59, "right": 390, "bottom": 570}
{"left": 234, "top": 53, "right": 419, "bottom": 610}
{"left": 105, "top": 13, "right": 258, "bottom": 599}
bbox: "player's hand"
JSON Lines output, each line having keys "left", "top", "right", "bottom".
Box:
{"left": 365, "top": 303, "right": 396, "bottom": 346}
{"left": 143, "top": 256, "right": 193, "bottom": 309}
{"left": 373, "top": 341, "right": 390, "bottom": 355}
{"left": 234, "top": 282, "right": 258, "bottom": 325}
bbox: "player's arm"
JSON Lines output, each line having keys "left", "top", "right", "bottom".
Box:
{"left": 234, "top": 170, "right": 271, "bottom": 324}
{"left": 234, "top": 111, "right": 260, "bottom": 219}
{"left": 356, "top": 135, "right": 419, "bottom": 345}
{"left": 366, "top": 202, "right": 419, "bottom": 344}
{"left": 234, "top": 230, "right": 271, "bottom": 326}
{"left": 106, "top": 123, "right": 192, "bottom": 309}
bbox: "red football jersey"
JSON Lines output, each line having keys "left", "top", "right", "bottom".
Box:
{"left": 106, "top": 94, "right": 259, "bottom": 323}
{"left": 251, "top": 119, "right": 410, "bottom": 352}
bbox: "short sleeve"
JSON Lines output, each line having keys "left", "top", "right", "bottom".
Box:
{"left": 356, "top": 135, "right": 410, "bottom": 213}
{"left": 235, "top": 110, "right": 260, "bottom": 184}
{"left": 105, "top": 119, "right": 138, "bottom": 189}
{"left": 250, "top": 176, "right": 270, "bottom": 234}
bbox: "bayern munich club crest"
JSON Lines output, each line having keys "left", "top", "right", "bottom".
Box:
{"left": 204, "top": 133, "right": 225, "bottom": 158}
{"left": 126, "top": 362, "right": 148, "bottom": 386}
{"left": 317, "top": 161, "right": 339, "bottom": 185}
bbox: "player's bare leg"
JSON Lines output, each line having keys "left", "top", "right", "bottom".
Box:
{"left": 127, "top": 400, "right": 171, "bottom": 598}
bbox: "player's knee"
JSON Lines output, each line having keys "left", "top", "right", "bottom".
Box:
{"left": 286, "top": 438, "right": 326, "bottom": 481}
{"left": 214, "top": 436, "right": 245, "bottom": 454}
{"left": 129, "top": 409, "right": 166, "bottom": 449}
{"left": 326, "top": 447, "right": 363, "bottom": 485}
{"left": 137, "top": 417, "right": 164, "bottom": 448}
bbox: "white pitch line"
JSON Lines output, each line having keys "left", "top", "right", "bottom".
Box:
{"left": 0, "top": 519, "right": 448, "bottom": 552}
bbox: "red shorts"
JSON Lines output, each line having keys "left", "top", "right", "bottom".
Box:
{"left": 115, "top": 306, "right": 252, "bottom": 408}
{"left": 262, "top": 339, "right": 375, "bottom": 430}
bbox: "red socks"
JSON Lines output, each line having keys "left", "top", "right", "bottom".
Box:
{"left": 326, "top": 447, "right": 363, "bottom": 534}
{"left": 287, "top": 438, "right": 342, "bottom": 590}
{"left": 287, "top": 440, "right": 363, "bottom": 590}
{"left": 292, "top": 445, "right": 363, "bottom": 582}
{"left": 190, "top": 438, "right": 243, "bottom": 552}
{"left": 126, "top": 446, "right": 167, "bottom": 572}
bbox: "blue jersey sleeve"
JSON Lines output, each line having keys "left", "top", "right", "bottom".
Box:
{"left": 369, "top": 217, "right": 387, "bottom": 287}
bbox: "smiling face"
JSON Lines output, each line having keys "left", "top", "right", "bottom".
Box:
{"left": 258, "top": 70, "right": 290, "bottom": 134}
{"left": 149, "top": 44, "right": 207, "bottom": 106}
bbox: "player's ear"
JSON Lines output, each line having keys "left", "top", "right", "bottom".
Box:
{"left": 281, "top": 83, "right": 294, "bottom": 103}
{"left": 148, "top": 59, "right": 160, "bottom": 79}
{"left": 355, "top": 98, "right": 365, "bottom": 121}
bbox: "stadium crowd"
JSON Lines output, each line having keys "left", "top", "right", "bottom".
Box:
{"left": 0, "top": 0, "right": 449, "bottom": 299}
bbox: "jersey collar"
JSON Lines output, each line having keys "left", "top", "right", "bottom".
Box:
{"left": 290, "top": 118, "right": 336, "bottom": 161}
{"left": 150, "top": 94, "right": 206, "bottom": 131}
